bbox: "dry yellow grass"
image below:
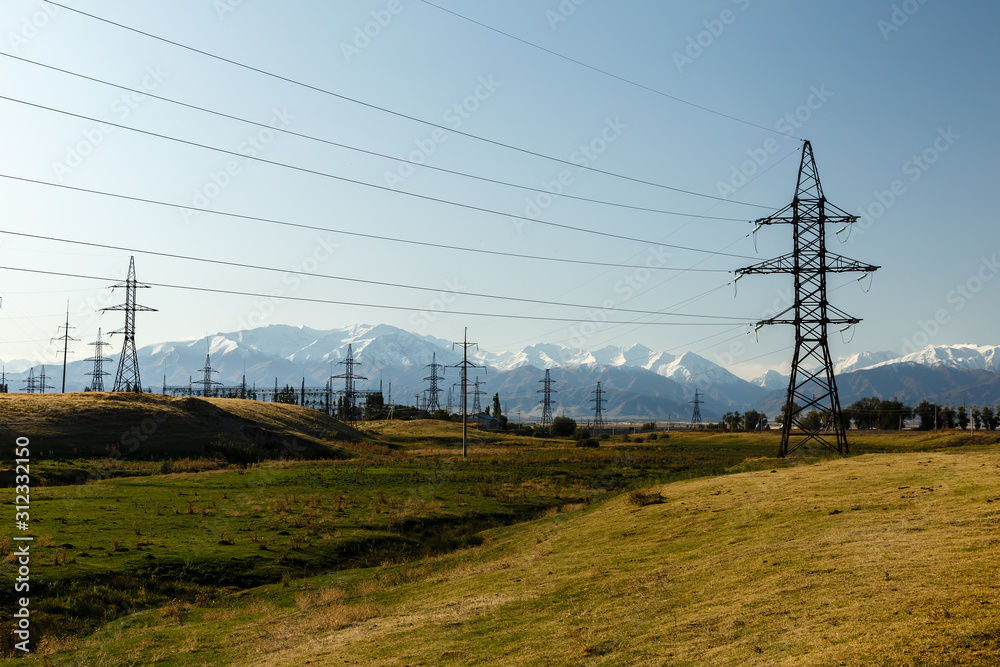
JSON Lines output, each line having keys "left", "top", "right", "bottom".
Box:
{"left": 244, "top": 451, "right": 1000, "bottom": 666}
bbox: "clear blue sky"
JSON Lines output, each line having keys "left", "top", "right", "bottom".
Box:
{"left": 0, "top": 0, "right": 996, "bottom": 379}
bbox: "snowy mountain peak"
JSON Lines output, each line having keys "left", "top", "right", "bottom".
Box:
{"left": 834, "top": 350, "right": 899, "bottom": 374}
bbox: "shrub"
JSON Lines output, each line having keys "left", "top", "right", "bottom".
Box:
{"left": 576, "top": 438, "right": 599, "bottom": 448}
{"left": 628, "top": 489, "right": 665, "bottom": 507}
{"left": 551, "top": 416, "right": 577, "bottom": 437}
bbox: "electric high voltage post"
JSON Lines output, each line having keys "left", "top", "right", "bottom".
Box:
{"left": 538, "top": 369, "right": 557, "bottom": 428}
{"left": 591, "top": 382, "right": 606, "bottom": 430}
{"left": 689, "top": 388, "right": 704, "bottom": 426}
{"left": 471, "top": 377, "right": 486, "bottom": 414}
{"left": 331, "top": 343, "right": 366, "bottom": 422}
{"left": 102, "top": 256, "right": 156, "bottom": 392}
{"left": 449, "top": 328, "right": 483, "bottom": 458}
{"left": 87, "top": 328, "right": 112, "bottom": 392}
{"left": 737, "top": 141, "right": 879, "bottom": 457}
{"left": 423, "top": 353, "right": 444, "bottom": 413}
{"left": 51, "top": 301, "right": 78, "bottom": 393}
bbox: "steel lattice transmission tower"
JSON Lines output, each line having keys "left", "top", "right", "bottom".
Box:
{"left": 690, "top": 388, "right": 704, "bottom": 426}
{"left": 423, "top": 353, "right": 444, "bottom": 412}
{"left": 538, "top": 369, "right": 557, "bottom": 427}
{"left": 471, "top": 377, "right": 486, "bottom": 414}
{"left": 737, "top": 141, "right": 879, "bottom": 457}
{"left": 102, "top": 257, "right": 156, "bottom": 392}
{"left": 87, "top": 328, "right": 112, "bottom": 392}
{"left": 331, "top": 343, "right": 366, "bottom": 422}
{"left": 591, "top": 382, "right": 606, "bottom": 430}
{"left": 195, "top": 352, "right": 223, "bottom": 397}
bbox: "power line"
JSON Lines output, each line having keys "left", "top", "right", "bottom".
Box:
{"left": 0, "top": 265, "right": 753, "bottom": 327}
{"left": 1, "top": 52, "right": 751, "bottom": 223}
{"left": 0, "top": 173, "right": 755, "bottom": 264}
{"left": 43, "top": 2, "right": 775, "bottom": 209}
{"left": 417, "top": 0, "right": 794, "bottom": 139}
{"left": 0, "top": 229, "right": 753, "bottom": 321}
{"left": 1, "top": 94, "right": 766, "bottom": 253}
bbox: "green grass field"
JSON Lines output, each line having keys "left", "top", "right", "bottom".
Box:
{"left": 1, "top": 394, "right": 998, "bottom": 664}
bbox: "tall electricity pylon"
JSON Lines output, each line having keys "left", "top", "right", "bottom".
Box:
{"left": 538, "top": 369, "right": 557, "bottom": 427}
{"left": 690, "top": 388, "right": 704, "bottom": 426}
{"left": 87, "top": 328, "right": 112, "bottom": 392}
{"left": 51, "top": 301, "right": 78, "bottom": 393}
{"left": 423, "top": 353, "right": 444, "bottom": 412}
{"left": 195, "top": 351, "right": 222, "bottom": 397}
{"left": 591, "top": 381, "right": 606, "bottom": 430}
{"left": 471, "top": 377, "right": 486, "bottom": 414}
{"left": 331, "top": 343, "right": 366, "bottom": 422}
{"left": 103, "top": 257, "right": 156, "bottom": 392}
{"left": 449, "top": 328, "right": 483, "bottom": 458}
{"left": 737, "top": 141, "right": 879, "bottom": 457}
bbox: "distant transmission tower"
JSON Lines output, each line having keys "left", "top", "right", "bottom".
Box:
{"left": 51, "top": 302, "right": 78, "bottom": 393}
{"left": 87, "top": 328, "right": 112, "bottom": 392}
{"left": 591, "top": 381, "right": 606, "bottom": 430}
{"left": 331, "top": 343, "right": 366, "bottom": 422}
{"left": 102, "top": 256, "right": 156, "bottom": 392}
{"left": 737, "top": 141, "right": 879, "bottom": 457}
{"left": 423, "top": 353, "right": 444, "bottom": 412}
{"left": 22, "top": 368, "right": 37, "bottom": 394}
{"left": 448, "top": 328, "right": 483, "bottom": 458}
{"left": 26, "top": 366, "right": 54, "bottom": 394}
{"left": 195, "top": 352, "right": 222, "bottom": 397}
{"left": 690, "top": 388, "right": 704, "bottom": 426}
{"left": 538, "top": 369, "right": 557, "bottom": 427}
{"left": 471, "top": 377, "right": 486, "bottom": 414}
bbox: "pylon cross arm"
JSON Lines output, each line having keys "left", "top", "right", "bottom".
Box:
{"left": 737, "top": 253, "right": 796, "bottom": 275}
{"left": 826, "top": 254, "right": 880, "bottom": 273}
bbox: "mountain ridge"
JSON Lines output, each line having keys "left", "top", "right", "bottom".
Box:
{"left": 4, "top": 323, "right": 999, "bottom": 420}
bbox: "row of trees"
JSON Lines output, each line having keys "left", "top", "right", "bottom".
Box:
{"left": 719, "top": 410, "right": 769, "bottom": 432}
{"left": 767, "top": 397, "right": 1000, "bottom": 432}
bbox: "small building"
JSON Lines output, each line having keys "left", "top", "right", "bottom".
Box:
{"left": 471, "top": 413, "right": 499, "bottom": 431}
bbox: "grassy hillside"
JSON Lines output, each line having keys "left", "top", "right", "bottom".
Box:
{"left": 0, "top": 393, "right": 365, "bottom": 471}
{"left": 14, "top": 442, "right": 1000, "bottom": 665}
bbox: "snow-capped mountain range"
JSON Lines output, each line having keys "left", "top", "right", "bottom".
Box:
{"left": 3, "top": 324, "right": 999, "bottom": 421}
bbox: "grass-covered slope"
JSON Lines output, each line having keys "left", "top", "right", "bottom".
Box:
{"left": 28, "top": 448, "right": 1000, "bottom": 666}
{"left": 0, "top": 393, "right": 364, "bottom": 467}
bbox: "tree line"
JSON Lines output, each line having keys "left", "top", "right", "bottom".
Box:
{"left": 725, "top": 397, "right": 1000, "bottom": 432}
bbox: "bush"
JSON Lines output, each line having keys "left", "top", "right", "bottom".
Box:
{"left": 647, "top": 433, "right": 658, "bottom": 441}
{"left": 551, "top": 416, "right": 577, "bottom": 437}
{"left": 628, "top": 489, "right": 665, "bottom": 507}
{"left": 576, "top": 438, "right": 600, "bottom": 448}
